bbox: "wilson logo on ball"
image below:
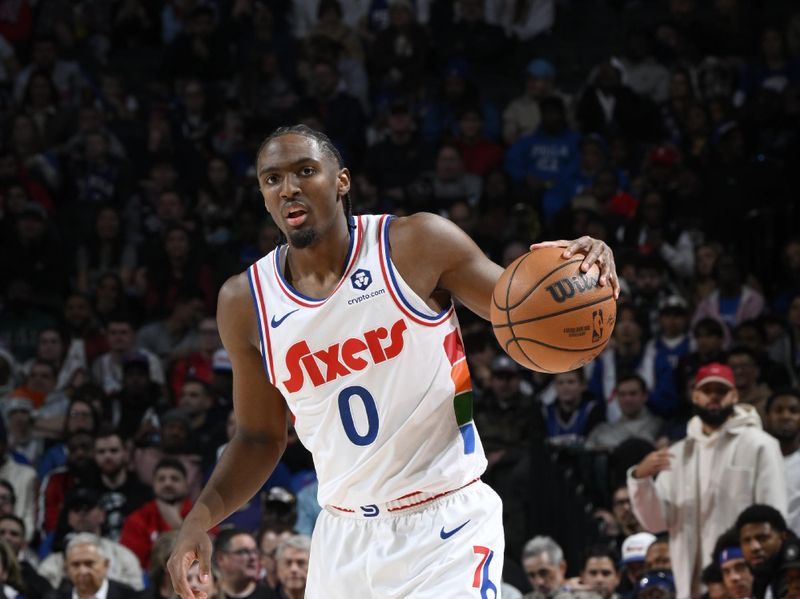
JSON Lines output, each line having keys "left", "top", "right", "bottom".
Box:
{"left": 544, "top": 273, "right": 599, "bottom": 303}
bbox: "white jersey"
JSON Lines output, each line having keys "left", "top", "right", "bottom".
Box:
{"left": 247, "top": 214, "right": 486, "bottom": 508}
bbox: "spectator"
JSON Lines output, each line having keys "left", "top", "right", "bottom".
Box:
{"left": 644, "top": 296, "right": 692, "bottom": 377}
{"left": 136, "top": 291, "right": 205, "bottom": 362}
{"left": 2, "top": 397, "right": 43, "bottom": 466}
{"left": 91, "top": 314, "right": 165, "bottom": 395}
{"left": 294, "top": 59, "right": 366, "bottom": 165}
{"left": 579, "top": 546, "right": 620, "bottom": 599}
{"left": 677, "top": 318, "right": 727, "bottom": 401}
{"left": 274, "top": 535, "right": 311, "bottom": 599}
{"left": 120, "top": 457, "right": 193, "bottom": 569}
{"left": 138, "top": 530, "right": 177, "bottom": 599}
{"left": 539, "top": 369, "right": 603, "bottom": 446}
{"left": 701, "top": 564, "right": 726, "bottom": 599}
{"left": 474, "top": 355, "right": 534, "bottom": 460}
{"left": 214, "top": 528, "right": 276, "bottom": 599}
{"left": 429, "top": 143, "right": 483, "bottom": 210}
{"left": 734, "top": 320, "right": 793, "bottom": 389}
{"left": 0, "top": 538, "right": 27, "bottom": 599}
{"left": 505, "top": 96, "right": 580, "bottom": 224}
{"left": 713, "top": 528, "right": 754, "bottom": 599}
{"left": 692, "top": 253, "right": 766, "bottom": 342}
{"left": 644, "top": 536, "right": 671, "bottom": 572}
{"left": 727, "top": 347, "right": 773, "bottom": 422}
{"left": 74, "top": 206, "right": 137, "bottom": 295}
{"left": 636, "top": 570, "right": 675, "bottom": 599}
{"left": 588, "top": 317, "right": 676, "bottom": 420}
{"left": 257, "top": 523, "right": 293, "bottom": 593}
{"left": 576, "top": 60, "right": 661, "bottom": 142}
{"left": 736, "top": 504, "right": 795, "bottom": 599}
{"left": 168, "top": 316, "right": 221, "bottom": 399}
{"left": 37, "top": 396, "right": 99, "bottom": 480}
{"left": 586, "top": 374, "right": 664, "bottom": 450}
{"left": 362, "top": 99, "right": 435, "bottom": 208}
{"left": 93, "top": 428, "right": 152, "bottom": 541}
{"left": 764, "top": 389, "right": 800, "bottom": 534}
{"left": 132, "top": 408, "right": 203, "bottom": 501}
{"left": 47, "top": 533, "right": 138, "bottom": 599}
{"left": 0, "top": 423, "right": 36, "bottom": 543}
{"left": 690, "top": 242, "right": 723, "bottom": 306}
{"left": 618, "top": 191, "right": 695, "bottom": 280}
{"left": 40, "top": 430, "right": 98, "bottom": 534}
{"left": 502, "top": 59, "right": 567, "bottom": 145}
{"left": 452, "top": 106, "right": 505, "bottom": 177}
{"left": 0, "top": 514, "right": 50, "bottom": 597}
{"left": 38, "top": 488, "right": 142, "bottom": 591}
{"left": 141, "top": 225, "right": 215, "bottom": 319}
{"left": 521, "top": 536, "right": 568, "bottom": 598}
{"left": 610, "top": 485, "right": 642, "bottom": 541}
{"left": 628, "top": 363, "right": 787, "bottom": 597}
{"left": 106, "top": 352, "right": 164, "bottom": 442}
{"left": 620, "top": 532, "right": 657, "bottom": 592}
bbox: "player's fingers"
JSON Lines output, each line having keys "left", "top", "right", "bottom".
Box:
{"left": 564, "top": 236, "right": 593, "bottom": 259}
{"left": 168, "top": 553, "right": 197, "bottom": 599}
{"left": 529, "top": 240, "right": 569, "bottom": 251}
{"left": 580, "top": 242, "right": 604, "bottom": 273}
{"left": 198, "top": 544, "right": 213, "bottom": 585}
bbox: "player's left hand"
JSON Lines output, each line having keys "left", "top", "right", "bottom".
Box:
{"left": 530, "top": 236, "right": 620, "bottom": 300}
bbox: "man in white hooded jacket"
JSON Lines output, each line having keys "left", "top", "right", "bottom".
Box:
{"left": 627, "top": 362, "right": 787, "bottom": 599}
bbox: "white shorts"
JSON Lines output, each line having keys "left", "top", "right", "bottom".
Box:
{"left": 306, "top": 480, "right": 505, "bottom": 598}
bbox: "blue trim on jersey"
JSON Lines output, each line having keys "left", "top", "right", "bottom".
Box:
{"left": 274, "top": 215, "right": 357, "bottom": 302}
{"left": 459, "top": 423, "right": 476, "bottom": 454}
{"left": 246, "top": 267, "right": 272, "bottom": 383}
{"left": 380, "top": 215, "right": 450, "bottom": 321}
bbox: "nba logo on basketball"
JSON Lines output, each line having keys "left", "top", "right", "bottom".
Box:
{"left": 350, "top": 269, "right": 372, "bottom": 291}
{"left": 592, "top": 309, "right": 604, "bottom": 342}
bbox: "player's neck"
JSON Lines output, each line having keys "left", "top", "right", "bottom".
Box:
{"left": 285, "top": 216, "right": 351, "bottom": 280}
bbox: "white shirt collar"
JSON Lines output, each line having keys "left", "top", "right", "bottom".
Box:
{"left": 71, "top": 577, "right": 109, "bottom": 599}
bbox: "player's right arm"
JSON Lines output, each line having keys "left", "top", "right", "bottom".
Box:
{"left": 167, "top": 272, "right": 288, "bottom": 599}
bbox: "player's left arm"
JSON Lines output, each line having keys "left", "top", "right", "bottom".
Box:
{"left": 390, "top": 213, "right": 619, "bottom": 322}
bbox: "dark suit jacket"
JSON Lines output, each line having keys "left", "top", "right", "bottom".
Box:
{"left": 45, "top": 579, "right": 139, "bottom": 599}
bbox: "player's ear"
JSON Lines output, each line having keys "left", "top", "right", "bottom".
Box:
{"left": 338, "top": 168, "right": 351, "bottom": 197}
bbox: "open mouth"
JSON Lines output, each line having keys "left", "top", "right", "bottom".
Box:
{"left": 284, "top": 206, "right": 308, "bottom": 227}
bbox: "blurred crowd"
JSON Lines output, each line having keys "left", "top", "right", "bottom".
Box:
{"left": 1, "top": 0, "right": 800, "bottom": 597}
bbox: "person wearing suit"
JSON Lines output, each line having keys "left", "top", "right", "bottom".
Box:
{"left": 45, "top": 533, "right": 138, "bottom": 599}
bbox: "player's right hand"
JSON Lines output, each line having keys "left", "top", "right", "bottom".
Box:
{"left": 167, "top": 523, "right": 213, "bottom": 599}
{"left": 633, "top": 448, "right": 673, "bottom": 479}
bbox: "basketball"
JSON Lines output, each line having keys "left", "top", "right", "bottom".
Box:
{"left": 490, "top": 247, "right": 617, "bottom": 373}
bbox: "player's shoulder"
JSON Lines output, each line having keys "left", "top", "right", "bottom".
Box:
{"left": 219, "top": 270, "right": 253, "bottom": 303}
{"left": 388, "top": 211, "right": 460, "bottom": 245}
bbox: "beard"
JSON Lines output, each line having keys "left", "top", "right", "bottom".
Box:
{"left": 288, "top": 227, "right": 318, "bottom": 249}
{"left": 693, "top": 403, "right": 735, "bottom": 428}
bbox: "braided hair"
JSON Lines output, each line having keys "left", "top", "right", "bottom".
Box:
{"left": 255, "top": 125, "right": 353, "bottom": 230}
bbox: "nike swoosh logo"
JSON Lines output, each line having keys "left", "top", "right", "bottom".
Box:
{"left": 440, "top": 520, "right": 470, "bottom": 539}
{"left": 270, "top": 309, "right": 299, "bottom": 328}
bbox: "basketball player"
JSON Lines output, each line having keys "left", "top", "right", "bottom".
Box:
{"left": 167, "top": 125, "right": 620, "bottom": 598}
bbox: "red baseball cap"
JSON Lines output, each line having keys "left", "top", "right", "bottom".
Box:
{"left": 694, "top": 363, "right": 735, "bottom": 388}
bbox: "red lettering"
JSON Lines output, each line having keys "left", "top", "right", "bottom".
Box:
{"left": 301, "top": 354, "right": 325, "bottom": 387}
{"left": 314, "top": 344, "right": 350, "bottom": 382}
{"left": 283, "top": 341, "right": 312, "bottom": 393}
{"left": 341, "top": 338, "right": 368, "bottom": 371}
{"left": 281, "top": 319, "right": 408, "bottom": 391}
{"left": 364, "top": 328, "right": 388, "bottom": 364}
{"left": 383, "top": 319, "right": 408, "bottom": 359}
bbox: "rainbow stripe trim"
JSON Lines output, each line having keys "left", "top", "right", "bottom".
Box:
{"left": 443, "top": 329, "right": 475, "bottom": 454}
